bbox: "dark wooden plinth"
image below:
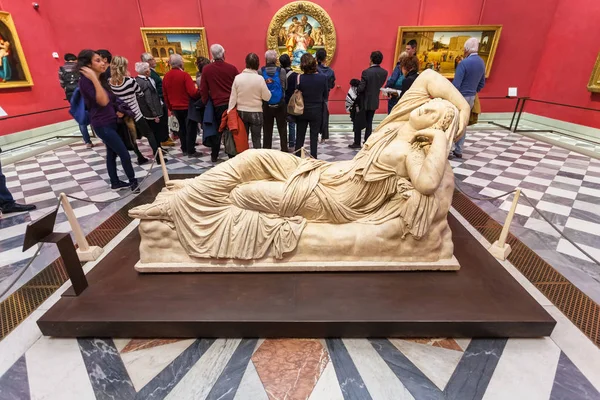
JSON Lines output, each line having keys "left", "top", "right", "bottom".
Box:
{"left": 38, "top": 214, "right": 556, "bottom": 338}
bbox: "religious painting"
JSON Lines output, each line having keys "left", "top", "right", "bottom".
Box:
{"left": 587, "top": 53, "right": 600, "bottom": 93}
{"left": 140, "top": 28, "right": 209, "bottom": 77}
{"left": 0, "top": 12, "right": 33, "bottom": 89}
{"left": 394, "top": 25, "right": 502, "bottom": 79}
{"left": 267, "top": 1, "right": 336, "bottom": 71}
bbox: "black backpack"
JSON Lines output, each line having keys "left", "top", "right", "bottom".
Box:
{"left": 61, "top": 67, "right": 80, "bottom": 100}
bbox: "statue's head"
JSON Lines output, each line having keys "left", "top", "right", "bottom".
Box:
{"left": 409, "top": 98, "right": 458, "bottom": 141}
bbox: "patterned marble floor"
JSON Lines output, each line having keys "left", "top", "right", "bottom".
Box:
{"left": 0, "top": 124, "right": 600, "bottom": 398}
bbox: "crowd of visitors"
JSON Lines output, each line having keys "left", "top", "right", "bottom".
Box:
{"left": 45, "top": 37, "right": 485, "bottom": 197}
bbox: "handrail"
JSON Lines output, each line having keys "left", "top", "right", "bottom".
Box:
{"left": 0, "top": 106, "right": 69, "bottom": 121}
{"left": 524, "top": 97, "right": 600, "bottom": 113}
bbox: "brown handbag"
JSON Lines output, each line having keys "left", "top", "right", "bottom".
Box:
{"left": 287, "top": 74, "right": 304, "bottom": 116}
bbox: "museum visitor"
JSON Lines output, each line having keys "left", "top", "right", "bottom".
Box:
{"left": 261, "top": 50, "right": 289, "bottom": 152}
{"left": 228, "top": 52, "right": 272, "bottom": 149}
{"left": 280, "top": 53, "right": 298, "bottom": 150}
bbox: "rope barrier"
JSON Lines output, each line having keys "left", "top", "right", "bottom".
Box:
{"left": 453, "top": 178, "right": 600, "bottom": 266}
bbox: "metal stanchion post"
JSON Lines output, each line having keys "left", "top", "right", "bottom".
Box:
{"left": 489, "top": 188, "right": 521, "bottom": 260}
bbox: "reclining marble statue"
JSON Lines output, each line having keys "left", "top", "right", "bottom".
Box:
{"left": 129, "top": 69, "right": 470, "bottom": 272}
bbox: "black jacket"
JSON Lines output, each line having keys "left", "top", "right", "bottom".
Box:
{"left": 135, "top": 76, "right": 163, "bottom": 119}
{"left": 358, "top": 65, "right": 388, "bottom": 111}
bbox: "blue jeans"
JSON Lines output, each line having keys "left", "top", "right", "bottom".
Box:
{"left": 453, "top": 95, "right": 476, "bottom": 155}
{"left": 94, "top": 124, "right": 136, "bottom": 185}
{"left": 0, "top": 160, "right": 15, "bottom": 207}
{"left": 79, "top": 124, "right": 91, "bottom": 144}
{"left": 288, "top": 121, "right": 296, "bottom": 147}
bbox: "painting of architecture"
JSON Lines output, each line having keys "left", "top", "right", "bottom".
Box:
{"left": 394, "top": 25, "right": 502, "bottom": 79}
{"left": 267, "top": 1, "right": 336, "bottom": 71}
{"left": 140, "top": 28, "right": 209, "bottom": 77}
{"left": 0, "top": 11, "right": 33, "bottom": 89}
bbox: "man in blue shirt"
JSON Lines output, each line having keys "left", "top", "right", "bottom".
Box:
{"left": 450, "top": 37, "right": 485, "bottom": 159}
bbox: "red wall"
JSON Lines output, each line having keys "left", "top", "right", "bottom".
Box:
{"left": 528, "top": 0, "right": 600, "bottom": 129}
{"left": 0, "top": 0, "right": 567, "bottom": 135}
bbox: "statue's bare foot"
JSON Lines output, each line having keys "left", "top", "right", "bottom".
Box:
{"left": 128, "top": 202, "right": 170, "bottom": 220}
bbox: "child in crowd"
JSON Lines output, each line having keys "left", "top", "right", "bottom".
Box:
{"left": 346, "top": 78, "right": 366, "bottom": 140}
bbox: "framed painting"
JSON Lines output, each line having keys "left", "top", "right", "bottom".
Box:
{"left": 266, "top": 1, "right": 336, "bottom": 71}
{"left": 587, "top": 53, "right": 600, "bottom": 93}
{"left": 0, "top": 11, "right": 33, "bottom": 89}
{"left": 394, "top": 25, "right": 502, "bottom": 79}
{"left": 140, "top": 27, "right": 209, "bottom": 77}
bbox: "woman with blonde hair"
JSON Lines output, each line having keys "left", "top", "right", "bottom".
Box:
{"left": 109, "top": 55, "right": 161, "bottom": 163}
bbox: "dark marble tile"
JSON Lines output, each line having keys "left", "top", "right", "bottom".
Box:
{"left": 77, "top": 338, "right": 136, "bottom": 400}
{"left": 530, "top": 210, "right": 569, "bottom": 226}
{"left": 540, "top": 193, "right": 576, "bottom": 206}
{"left": 570, "top": 208, "right": 600, "bottom": 225}
{"left": 488, "top": 181, "right": 517, "bottom": 193}
{"left": 0, "top": 213, "right": 31, "bottom": 229}
{"left": 444, "top": 339, "right": 508, "bottom": 400}
{"left": 520, "top": 181, "right": 550, "bottom": 193}
{"left": 17, "top": 175, "right": 48, "bottom": 185}
{"left": 576, "top": 193, "right": 600, "bottom": 204}
{"left": 530, "top": 171, "right": 557, "bottom": 180}
{"left": 561, "top": 227, "right": 600, "bottom": 249}
{"left": 557, "top": 170, "right": 585, "bottom": 180}
{"left": 136, "top": 338, "right": 216, "bottom": 399}
{"left": 582, "top": 181, "right": 600, "bottom": 190}
{"left": 0, "top": 355, "right": 30, "bottom": 400}
{"left": 369, "top": 339, "right": 444, "bottom": 400}
{"left": 471, "top": 172, "right": 498, "bottom": 182}
{"left": 22, "top": 187, "right": 54, "bottom": 197}
{"left": 0, "top": 234, "right": 25, "bottom": 253}
{"left": 206, "top": 339, "right": 258, "bottom": 400}
{"left": 326, "top": 339, "right": 372, "bottom": 400}
{"left": 499, "top": 171, "right": 526, "bottom": 181}
{"left": 550, "top": 352, "right": 600, "bottom": 400}
{"left": 549, "top": 181, "right": 581, "bottom": 193}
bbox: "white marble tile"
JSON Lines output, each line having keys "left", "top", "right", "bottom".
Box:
{"left": 73, "top": 171, "right": 97, "bottom": 180}
{"left": 561, "top": 166, "right": 587, "bottom": 175}
{"left": 72, "top": 204, "right": 100, "bottom": 219}
{"left": 520, "top": 189, "right": 544, "bottom": 200}
{"left": 523, "top": 151, "right": 545, "bottom": 159}
{"left": 544, "top": 305, "right": 600, "bottom": 392}
{"left": 546, "top": 186, "right": 578, "bottom": 200}
{"left": 523, "top": 175, "right": 552, "bottom": 186}
{"left": 113, "top": 339, "right": 130, "bottom": 353}
{"left": 479, "top": 167, "right": 505, "bottom": 176}
{"left": 482, "top": 338, "right": 560, "bottom": 400}
{"left": 479, "top": 187, "right": 508, "bottom": 198}
{"left": 463, "top": 176, "right": 491, "bottom": 187}
{"left": 5, "top": 180, "right": 20, "bottom": 189}
{"left": 523, "top": 218, "right": 562, "bottom": 238}
{"left": 584, "top": 175, "right": 600, "bottom": 184}
{"left": 65, "top": 163, "right": 89, "bottom": 172}
{"left": 121, "top": 339, "right": 196, "bottom": 391}
{"left": 18, "top": 171, "right": 45, "bottom": 180}
{"left": 0, "top": 308, "right": 44, "bottom": 378}
{"left": 165, "top": 339, "right": 240, "bottom": 400}
{"left": 51, "top": 180, "right": 79, "bottom": 191}
{"left": 11, "top": 191, "right": 24, "bottom": 200}
{"left": 344, "top": 339, "right": 414, "bottom": 399}
{"left": 40, "top": 163, "right": 65, "bottom": 172}
{"left": 46, "top": 171, "right": 72, "bottom": 180}
{"left": 0, "top": 222, "right": 29, "bottom": 241}
{"left": 514, "top": 158, "right": 538, "bottom": 167}
{"left": 477, "top": 152, "right": 497, "bottom": 159}
{"left": 536, "top": 201, "right": 572, "bottom": 216}
{"left": 0, "top": 245, "right": 38, "bottom": 268}
{"left": 500, "top": 201, "right": 533, "bottom": 217}
{"left": 556, "top": 239, "right": 600, "bottom": 262}
{"left": 28, "top": 205, "right": 60, "bottom": 221}
{"left": 389, "top": 339, "right": 462, "bottom": 392}
{"left": 26, "top": 337, "right": 96, "bottom": 400}
{"left": 455, "top": 339, "right": 471, "bottom": 352}
{"left": 565, "top": 217, "right": 600, "bottom": 235}
{"left": 500, "top": 152, "right": 521, "bottom": 159}
{"left": 21, "top": 181, "right": 50, "bottom": 191}
{"left": 234, "top": 361, "right": 269, "bottom": 400}
{"left": 540, "top": 159, "right": 564, "bottom": 167}
{"left": 465, "top": 159, "right": 487, "bottom": 167}
{"left": 493, "top": 176, "right": 521, "bottom": 187}
{"left": 25, "top": 191, "right": 58, "bottom": 204}
{"left": 80, "top": 181, "right": 107, "bottom": 191}
{"left": 15, "top": 163, "right": 41, "bottom": 172}
{"left": 87, "top": 191, "right": 120, "bottom": 202}
{"left": 573, "top": 200, "right": 600, "bottom": 216}
{"left": 579, "top": 186, "right": 600, "bottom": 198}
{"left": 505, "top": 167, "right": 530, "bottom": 176}
{"left": 453, "top": 168, "right": 475, "bottom": 176}
{"left": 554, "top": 175, "right": 583, "bottom": 186}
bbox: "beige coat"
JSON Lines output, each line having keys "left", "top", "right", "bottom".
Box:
{"left": 228, "top": 69, "right": 271, "bottom": 112}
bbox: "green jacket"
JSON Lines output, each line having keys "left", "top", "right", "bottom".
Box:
{"left": 150, "top": 69, "right": 164, "bottom": 101}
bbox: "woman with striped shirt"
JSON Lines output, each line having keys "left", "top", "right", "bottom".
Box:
{"left": 109, "top": 56, "right": 163, "bottom": 163}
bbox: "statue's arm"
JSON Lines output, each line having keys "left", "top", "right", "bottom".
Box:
{"left": 412, "top": 70, "right": 470, "bottom": 138}
{"left": 405, "top": 129, "right": 449, "bottom": 196}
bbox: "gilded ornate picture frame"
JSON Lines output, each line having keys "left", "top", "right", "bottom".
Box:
{"left": 140, "top": 27, "right": 209, "bottom": 77}
{"left": 0, "top": 11, "right": 34, "bottom": 89}
{"left": 394, "top": 25, "right": 502, "bottom": 79}
{"left": 266, "top": 1, "right": 336, "bottom": 71}
{"left": 587, "top": 53, "right": 600, "bottom": 93}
